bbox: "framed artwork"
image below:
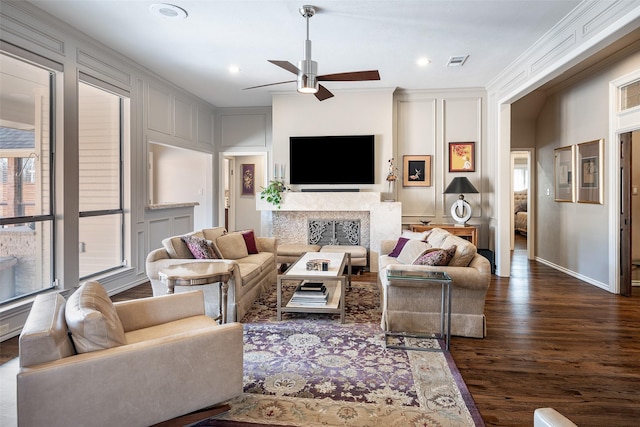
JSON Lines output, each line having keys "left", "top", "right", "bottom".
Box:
{"left": 577, "top": 139, "right": 604, "bottom": 204}
{"left": 449, "top": 142, "right": 475, "bottom": 172}
{"left": 403, "top": 155, "right": 432, "bottom": 187}
{"left": 554, "top": 145, "right": 574, "bottom": 202}
{"left": 241, "top": 163, "right": 255, "bottom": 195}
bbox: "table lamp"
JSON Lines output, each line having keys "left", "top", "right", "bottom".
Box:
{"left": 443, "top": 177, "right": 478, "bottom": 226}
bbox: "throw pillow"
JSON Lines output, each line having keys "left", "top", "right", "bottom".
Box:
{"left": 413, "top": 245, "right": 457, "bottom": 266}
{"left": 181, "top": 235, "right": 216, "bottom": 259}
{"left": 389, "top": 237, "right": 409, "bottom": 257}
{"left": 215, "top": 232, "right": 249, "bottom": 260}
{"left": 401, "top": 230, "right": 430, "bottom": 241}
{"left": 236, "top": 229, "right": 259, "bottom": 254}
{"left": 65, "top": 281, "right": 127, "bottom": 354}
{"left": 397, "top": 239, "right": 432, "bottom": 264}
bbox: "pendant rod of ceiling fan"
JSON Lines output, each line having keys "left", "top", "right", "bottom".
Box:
{"left": 304, "top": 13, "right": 311, "bottom": 61}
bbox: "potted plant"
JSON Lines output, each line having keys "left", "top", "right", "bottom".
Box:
{"left": 260, "top": 180, "right": 289, "bottom": 209}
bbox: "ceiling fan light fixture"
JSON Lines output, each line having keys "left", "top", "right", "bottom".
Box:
{"left": 297, "top": 77, "right": 318, "bottom": 94}
{"left": 297, "top": 58, "right": 318, "bottom": 94}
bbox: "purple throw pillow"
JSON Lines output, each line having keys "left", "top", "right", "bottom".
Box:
{"left": 413, "top": 245, "right": 457, "bottom": 266}
{"left": 181, "top": 235, "right": 216, "bottom": 259}
{"left": 389, "top": 237, "right": 409, "bottom": 258}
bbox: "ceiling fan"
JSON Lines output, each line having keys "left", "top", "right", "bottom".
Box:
{"left": 244, "top": 5, "right": 380, "bottom": 101}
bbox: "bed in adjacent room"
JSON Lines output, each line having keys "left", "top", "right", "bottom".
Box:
{"left": 514, "top": 189, "right": 528, "bottom": 236}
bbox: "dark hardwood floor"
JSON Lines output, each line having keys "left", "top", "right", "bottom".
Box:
{"left": 2, "top": 234, "right": 639, "bottom": 426}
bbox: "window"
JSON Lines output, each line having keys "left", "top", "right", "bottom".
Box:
{"left": 513, "top": 167, "right": 529, "bottom": 192}
{"left": 621, "top": 80, "right": 640, "bottom": 111}
{"left": 78, "top": 80, "right": 127, "bottom": 279}
{"left": 0, "top": 53, "right": 56, "bottom": 303}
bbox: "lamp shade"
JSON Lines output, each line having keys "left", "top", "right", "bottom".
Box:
{"left": 443, "top": 177, "right": 478, "bottom": 194}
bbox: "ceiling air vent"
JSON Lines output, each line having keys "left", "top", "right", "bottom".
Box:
{"left": 447, "top": 55, "right": 469, "bottom": 67}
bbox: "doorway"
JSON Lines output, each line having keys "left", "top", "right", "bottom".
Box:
{"left": 219, "top": 152, "right": 267, "bottom": 233}
{"left": 510, "top": 150, "right": 534, "bottom": 259}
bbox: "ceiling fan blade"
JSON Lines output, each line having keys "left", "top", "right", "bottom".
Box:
{"left": 315, "top": 84, "right": 334, "bottom": 101}
{"left": 318, "top": 70, "right": 380, "bottom": 82}
{"left": 268, "top": 60, "right": 301, "bottom": 75}
{"left": 243, "top": 80, "right": 296, "bottom": 90}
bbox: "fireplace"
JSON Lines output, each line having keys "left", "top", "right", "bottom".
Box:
{"left": 257, "top": 192, "right": 401, "bottom": 272}
{"left": 308, "top": 219, "right": 361, "bottom": 246}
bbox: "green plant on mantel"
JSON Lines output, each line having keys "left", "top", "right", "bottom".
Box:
{"left": 260, "top": 180, "right": 289, "bottom": 209}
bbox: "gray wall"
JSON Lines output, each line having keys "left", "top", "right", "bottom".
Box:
{"left": 534, "top": 49, "right": 640, "bottom": 285}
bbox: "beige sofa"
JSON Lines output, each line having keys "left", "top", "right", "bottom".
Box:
{"left": 146, "top": 227, "right": 277, "bottom": 321}
{"left": 17, "top": 282, "right": 243, "bottom": 427}
{"left": 378, "top": 227, "right": 491, "bottom": 338}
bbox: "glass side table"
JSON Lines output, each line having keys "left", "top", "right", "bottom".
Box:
{"left": 384, "top": 269, "right": 452, "bottom": 352}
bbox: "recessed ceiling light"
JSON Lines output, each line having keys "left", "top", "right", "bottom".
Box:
{"left": 228, "top": 65, "right": 241, "bottom": 74}
{"left": 417, "top": 57, "right": 431, "bottom": 67}
{"left": 150, "top": 3, "right": 188, "bottom": 20}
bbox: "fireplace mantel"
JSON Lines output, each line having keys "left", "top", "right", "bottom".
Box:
{"left": 257, "top": 192, "right": 401, "bottom": 272}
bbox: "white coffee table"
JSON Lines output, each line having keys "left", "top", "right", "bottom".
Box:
{"left": 159, "top": 262, "right": 234, "bottom": 324}
{"left": 277, "top": 251, "right": 351, "bottom": 323}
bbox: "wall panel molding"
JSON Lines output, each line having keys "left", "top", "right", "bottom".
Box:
{"left": 173, "top": 95, "right": 193, "bottom": 140}
{"left": 147, "top": 84, "right": 172, "bottom": 135}
{"left": 77, "top": 48, "right": 131, "bottom": 88}
{"left": 0, "top": 2, "right": 65, "bottom": 57}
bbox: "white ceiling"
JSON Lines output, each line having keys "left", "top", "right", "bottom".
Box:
{"left": 28, "top": 0, "right": 582, "bottom": 108}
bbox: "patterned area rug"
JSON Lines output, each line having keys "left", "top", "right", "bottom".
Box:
{"left": 197, "top": 281, "right": 483, "bottom": 427}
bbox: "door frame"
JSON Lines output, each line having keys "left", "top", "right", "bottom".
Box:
{"left": 218, "top": 151, "right": 267, "bottom": 232}
{"left": 608, "top": 69, "right": 640, "bottom": 294}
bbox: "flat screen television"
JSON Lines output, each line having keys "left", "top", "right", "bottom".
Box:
{"left": 289, "top": 135, "right": 375, "bottom": 185}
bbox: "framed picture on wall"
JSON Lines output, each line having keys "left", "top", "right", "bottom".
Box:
{"left": 242, "top": 164, "right": 255, "bottom": 195}
{"left": 577, "top": 138, "right": 604, "bottom": 204}
{"left": 554, "top": 145, "right": 574, "bottom": 202}
{"left": 403, "top": 155, "right": 432, "bottom": 187}
{"left": 449, "top": 142, "right": 475, "bottom": 172}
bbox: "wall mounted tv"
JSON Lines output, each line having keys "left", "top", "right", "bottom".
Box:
{"left": 289, "top": 135, "right": 375, "bottom": 185}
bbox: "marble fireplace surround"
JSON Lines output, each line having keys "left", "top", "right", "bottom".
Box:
{"left": 257, "top": 192, "right": 401, "bottom": 272}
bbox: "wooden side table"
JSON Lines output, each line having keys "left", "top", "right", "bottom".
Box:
{"left": 159, "top": 262, "right": 233, "bottom": 324}
{"left": 410, "top": 224, "right": 478, "bottom": 247}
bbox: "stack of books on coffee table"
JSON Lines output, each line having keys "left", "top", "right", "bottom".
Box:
{"left": 289, "top": 281, "right": 329, "bottom": 306}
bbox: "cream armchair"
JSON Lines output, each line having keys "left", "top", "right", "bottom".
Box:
{"left": 17, "top": 283, "right": 243, "bottom": 427}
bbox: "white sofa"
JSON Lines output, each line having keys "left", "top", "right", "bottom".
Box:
{"left": 378, "top": 228, "right": 491, "bottom": 338}
{"left": 17, "top": 282, "right": 243, "bottom": 427}
{"left": 146, "top": 227, "right": 277, "bottom": 321}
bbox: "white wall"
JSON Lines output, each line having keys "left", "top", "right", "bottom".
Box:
{"left": 272, "top": 89, "right": 395, "bottom": 193}
{"left": 267, "top": 87, "right": 491, "bottom": 245}
{"left": 395, "top": 90, "right": 486, "bottom": 242}
{"left": 149, "top": 143, "right": 212, "bottom": 230}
